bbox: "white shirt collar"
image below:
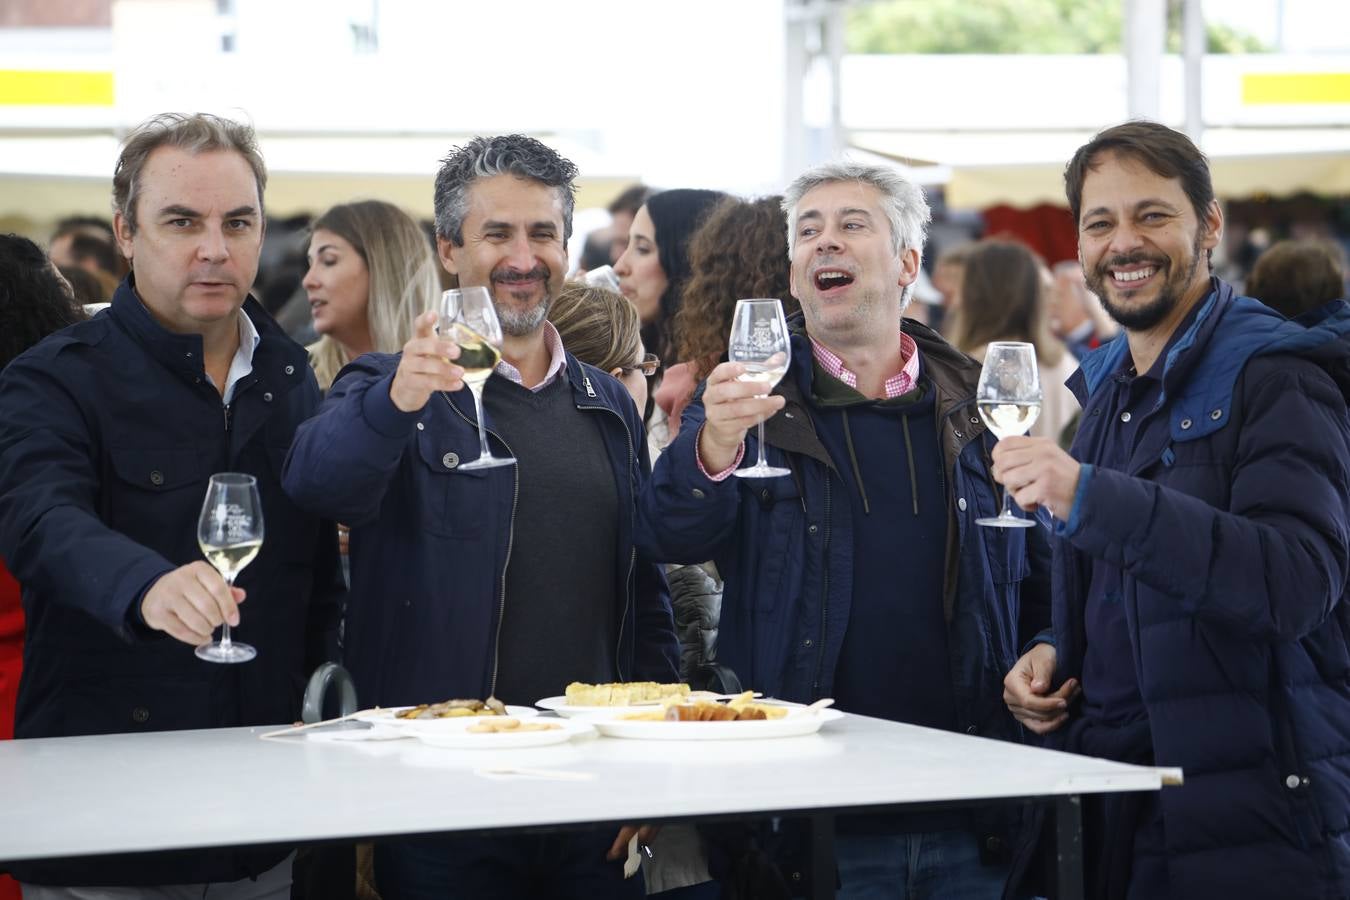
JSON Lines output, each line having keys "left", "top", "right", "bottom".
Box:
{"left": 218, "top": 309, "right": 260, "bottom": 405}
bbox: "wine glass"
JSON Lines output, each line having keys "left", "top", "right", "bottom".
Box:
{"left": 583, "top": 265, "right": 620, "bottom": 292}
{"left": 975, "top": 342, "right": 1043, "bottom": 528}
{"left": 439, "top": 287, "right": 516, "bottom": 470}
{"left": 729, "top": 298, "right": 792, "bottom": 479}
{"left": 196, "top": 473, "right": 263, "bottom": 663}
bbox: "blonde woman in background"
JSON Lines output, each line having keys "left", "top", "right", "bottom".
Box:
{"left": 303, "top": 200, "right": 441, "bottom": 391}
{"left": 949, "top": 239, "right": 1081, "bottom": 443}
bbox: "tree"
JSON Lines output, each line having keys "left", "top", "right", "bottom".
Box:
{"left": 847, "top": 0, "right": 1268, "bottom": 55}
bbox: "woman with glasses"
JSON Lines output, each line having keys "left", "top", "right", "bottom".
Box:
{"left": 548, "top": 281, "right": 662, "bottom": 438}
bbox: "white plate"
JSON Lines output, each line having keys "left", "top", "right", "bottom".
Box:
{"left": 413, "top": 717, "right": 594, "bottom": 749}
{"left": 366, "top": 705, "right": 538, "bottom": 729}
{"left": 583, "top": 707, "right": 844, "bottom": 741}
{"left": 534, "top": 696, "right": 656, "bottom": 719}
{"left": 534, "top": 692, "right": 748, "bottom": 719}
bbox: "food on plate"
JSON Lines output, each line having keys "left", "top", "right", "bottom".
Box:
{"left": 619, "top": 691, "right": 790, "bottom": 722}
{"left": 393, "top": 697, "right": 508, "bottom": 719}
{"left": 465, "top": 718, "right": 561, "bottom": 734}
{"left": 564, "top": 681, "right": 690, "bottom": 707}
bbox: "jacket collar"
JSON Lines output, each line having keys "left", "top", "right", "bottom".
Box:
{"left": 109, "top": 274, "right": 308, "bottom": 382}
{"left": 766, "top": 315, "right": 989, "bottom": 468}
{"left": 1071, "top": 277, "right": 1350, "bottom": 443}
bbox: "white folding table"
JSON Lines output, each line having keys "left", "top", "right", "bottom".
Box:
{"left": 0, "top": 713, "right": 1180, "bottom": 899}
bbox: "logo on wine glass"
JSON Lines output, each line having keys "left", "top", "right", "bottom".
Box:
{"left": 210, "top": 503, "right": 252, "bottom": 542}
{"left": 731, "top": 320, "right": 780, "bottom": 358}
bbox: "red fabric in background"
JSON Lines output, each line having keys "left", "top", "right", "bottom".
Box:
{"left": 981, "top": 203, "right": 1079, "bottom": 265}
{"left": 0, "top": 560, "right": 21, "bottom": 741}
{"left": 0, "top": 559, "right": 21, "bottom": 899}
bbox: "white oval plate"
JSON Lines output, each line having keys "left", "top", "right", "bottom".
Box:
{"left": 534, "top": 696, "right": 656, "bottom": 719}
{"left": 413, "top": 717, "right": 594, "bottom": 749}
{"left": 583, "top": 707, "right": 844, "bottom": 741}
{"left": 366, "top": 705, "right": 539, "bottom": 729}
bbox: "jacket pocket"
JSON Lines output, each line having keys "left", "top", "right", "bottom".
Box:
{"left": 413, "top": 431, "right": 491, "bottom": 538}
{"left": 105, "top": 446, "right": 211, "bottom": 543}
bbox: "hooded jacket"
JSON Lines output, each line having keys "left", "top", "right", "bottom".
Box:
{"left": 1049, "top": 278, "right": 1350, "bottom": 898}
{"left": 638, "top": 316, "right": 1051, "bottom": 751}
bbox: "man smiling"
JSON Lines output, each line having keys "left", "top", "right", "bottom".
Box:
{"left": 639, "top": 161, "right": 1050, "bottom": 899}
{"left": 998, "top": 121, "right": 1350, "bottom": 899}
{"left": 284, "top": 134, "right": 676, "bottom": 899}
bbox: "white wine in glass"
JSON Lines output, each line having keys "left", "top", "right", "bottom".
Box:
{"left": 975, "top": 342, "right": 1043, "bottom": 528}
{"left": 729, "top": 298, "right": 792, "bottom": 479}
{"left": 439, "top": 287, "right": 515, "bottom": 470}
{"left": 196, "top": 472, "right": 263, "bottom": 663}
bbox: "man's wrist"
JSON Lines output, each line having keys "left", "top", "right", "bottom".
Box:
{"left": 696, "top": 425, "right": 745, "bottom": 482}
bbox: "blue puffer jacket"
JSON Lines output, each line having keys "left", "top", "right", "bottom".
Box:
{"left": 637, "top": 318, "right": 1051, "bottom": 742}
{"left": 283, "top": 352, "right": 678, "bottom": 707}
{"left": 1052, "top": 279, "right": 1350, "bottom": 898}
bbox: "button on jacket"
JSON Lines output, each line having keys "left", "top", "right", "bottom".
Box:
{"left": 0, "top": 278, "right": 343, "bottom": 886}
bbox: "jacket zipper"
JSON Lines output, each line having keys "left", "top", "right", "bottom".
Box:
{"left": 577, "top": 399, "right": 637, "bottom": 680}
{"left": 438, "top": 392, "right": 518, "bottom": 697}
{"left": 810, "top": 472, "right": 832, "bottom": 697}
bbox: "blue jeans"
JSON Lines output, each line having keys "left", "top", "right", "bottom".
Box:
{"left": 374, "top": 831, "right": 644, "bottom": 900}
{"left": 836, "top": 831, "right": 1008, "bottom": 900}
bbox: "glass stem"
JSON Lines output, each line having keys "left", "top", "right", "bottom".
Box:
{"left": 470, "top": 382, "right": 492, "bottom": 459}
{"left": 1001, "top": 486, "right": 1016, "bottom": 519}
{"left": 755, "top": 420, "right": 769, "bottom": 468}
{"left": 220, "top": 575, "right": 234, "bottom": 650}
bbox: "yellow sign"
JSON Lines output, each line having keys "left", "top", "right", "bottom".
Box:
{"left": 1243, "top": 73, "right": 1350, "bottom": 105}
{"left": 0, "top": 70, "right": 114, "bottom": 106}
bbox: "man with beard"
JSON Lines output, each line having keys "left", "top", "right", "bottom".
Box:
{"left": 283, "top": 135, "right": 677, "bottom": 899}
{"left": 997, "top": 121, "right": 1350, "bottom": 899}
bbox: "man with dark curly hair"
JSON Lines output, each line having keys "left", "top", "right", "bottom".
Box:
{"left": 284, "top": 134, "right": 677, "bottom": 899}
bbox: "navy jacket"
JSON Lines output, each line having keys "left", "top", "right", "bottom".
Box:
{"left": 637, "top": 318, "right": 1051, "bottom": 745}
{"left": 1052, "top": 279, "right": 1350, "bottom": 898}
{"left": 282, "top": 352, "right": 678, "bottom": 708}
{"left": 0, "top": 279, "right": 343, "bottom": 885}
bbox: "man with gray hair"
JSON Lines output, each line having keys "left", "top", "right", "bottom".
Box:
{"left": 284, "top": 134, "right": 677, "bottom": 898}
{"left": 0, "top": 112, "right": 343, "bottom": 896}
{"left": 638, "top": 160, "right": 1050, "bottom": 898}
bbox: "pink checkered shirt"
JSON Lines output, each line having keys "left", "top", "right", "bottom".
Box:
{"left": 495, "top": 321, "right": 567, "bottom": 392}
{"left": 809, "top": 331, "right": 921, "bottom": 399}
{"left": 697, "top": 330, "right": 922, "bottom": 481}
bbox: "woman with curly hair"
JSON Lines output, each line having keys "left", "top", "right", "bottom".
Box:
{"left": 0, "top": 233, "right": 86, "bottom": 900}
{"left": 660, "top": 195, "right": 798, "bottom": 439}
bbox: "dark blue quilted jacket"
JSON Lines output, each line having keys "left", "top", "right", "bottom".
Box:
{"left": 1052, "top": 278, "right": 1350, "bottom": 898}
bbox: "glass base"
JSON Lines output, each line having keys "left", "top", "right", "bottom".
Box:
{"left": 195, "top": 641, "right": 257, "bottom": 663}
{"left": 733, "top": 464, "right": 791, "bottom": 478}
{"left": 975, "top": 514, "right": 1036, "bottom": 528}
{"left": 458, "top": 454, "right": 516, "bottom": 471}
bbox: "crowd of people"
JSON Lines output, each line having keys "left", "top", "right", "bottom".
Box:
{"left": 0, "top": 111, "right": 1348, "bottom": 900}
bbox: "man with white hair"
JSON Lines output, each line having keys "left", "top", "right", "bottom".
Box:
{"left": 638, "top": 160, "right": 1050, "bottom": 898}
